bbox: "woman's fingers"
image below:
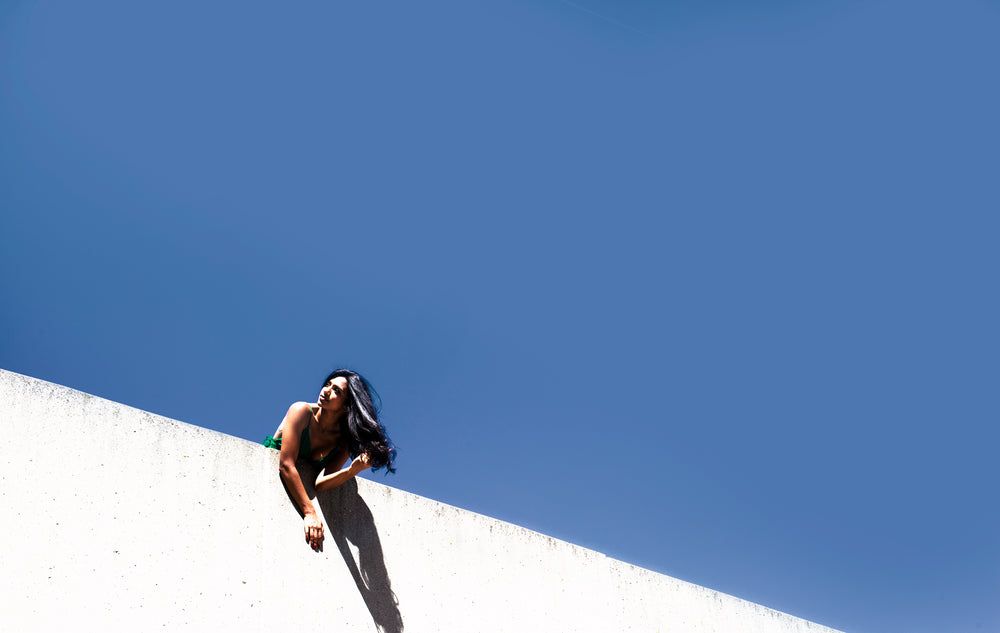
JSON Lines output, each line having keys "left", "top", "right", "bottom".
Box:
{"left": 304, "top": 516, "right": 324, "bottom": 550}
{"left": 312, "top": 526, "right": 323, "bottom": 550}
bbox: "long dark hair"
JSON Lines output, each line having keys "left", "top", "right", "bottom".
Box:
{"left": 324, "top": 369, "right": 396, "bottom": 474}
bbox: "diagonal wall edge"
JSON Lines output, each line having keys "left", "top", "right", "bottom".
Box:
{"left": 0, "top": 369, "right": 842, "bottom": 633}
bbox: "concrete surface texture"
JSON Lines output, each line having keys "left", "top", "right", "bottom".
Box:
{"left": 0, "top": 369, "right": 843, "bottom": 633}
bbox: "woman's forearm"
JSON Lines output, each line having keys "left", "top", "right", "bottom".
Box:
{"left": 279, "top": 461, "right": 318, "bottom": 516}
{"left": 315, "top": 463, "right": 360, "bottom": 493}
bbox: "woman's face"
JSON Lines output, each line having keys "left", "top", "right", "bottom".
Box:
{"left": 318, "top": 376, "right": 350, "bottom": 414}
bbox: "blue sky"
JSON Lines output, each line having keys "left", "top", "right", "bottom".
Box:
{"left": 2, "top": 1, "right": 998, "bottom": 631}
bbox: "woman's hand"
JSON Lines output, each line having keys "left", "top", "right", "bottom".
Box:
{"left": 304, "top": 512, "right": 324, "bottom": 551}
{"left": 350, "top": 453, "right": 373, "bottom": 474}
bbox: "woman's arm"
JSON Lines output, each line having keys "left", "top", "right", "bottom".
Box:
{"left": 276, "top": 403, "right": 324, "bottom": 550}
{"left": 315, "top": 452, "right": 372, "bottom": 493}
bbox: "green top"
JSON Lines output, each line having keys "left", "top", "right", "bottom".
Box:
{"left": 263, "top": 423, "right": 338, "bottom": 467}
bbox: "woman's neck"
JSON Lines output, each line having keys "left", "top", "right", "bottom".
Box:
{"left": 314, "top": 406, "right": 341, "bottom": 431}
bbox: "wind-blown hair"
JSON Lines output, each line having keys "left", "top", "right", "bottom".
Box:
{"left": 324, "top": 369, "right": 396, "bottom": 474}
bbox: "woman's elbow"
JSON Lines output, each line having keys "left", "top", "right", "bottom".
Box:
{"left": 315, "top": 475, "right": 347, "bottom": 493}
{"left": 315, "top": 477, "right": 336, "bottom": 493}
{"left": 278, "top": 460, "right": 297, "bottom": 478}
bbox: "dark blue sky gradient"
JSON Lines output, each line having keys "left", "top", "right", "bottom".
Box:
{"left": 2, "top": 2, "right": 998, "bottom": 632}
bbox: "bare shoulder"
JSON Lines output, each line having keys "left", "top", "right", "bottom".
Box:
{"left": 287, "top": 401, "right": 313, "bottom": 414}
{"left": 283, "top": 401, "right": 314, "bottom": 428}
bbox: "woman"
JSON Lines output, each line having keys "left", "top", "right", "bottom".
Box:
{"left": 264, "top": 369, "right": 396, "bottom": 550}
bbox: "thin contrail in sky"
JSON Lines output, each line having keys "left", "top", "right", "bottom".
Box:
{"left": 559, "top": 0, "right": 653, "bottom": 38}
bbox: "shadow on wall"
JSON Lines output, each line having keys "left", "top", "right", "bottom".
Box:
{"left": 282, "top": 463, "right": 404, "bottom": 633}
{"left": 320, "top": 479, "right": 404, "bottom": 633}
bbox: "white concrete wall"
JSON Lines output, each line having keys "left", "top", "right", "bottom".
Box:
{"left": 0, "top": 369, "right": 842, "bottom": 633}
